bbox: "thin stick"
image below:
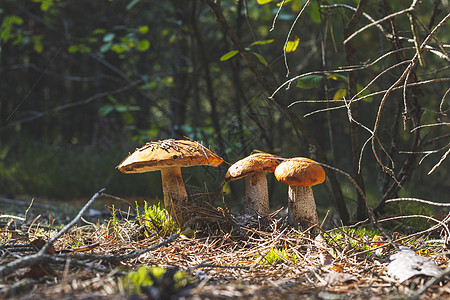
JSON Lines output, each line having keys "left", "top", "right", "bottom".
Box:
{"left": 55, "top": 233, "right": 179, "bottom": 263}
{"left": 343, "top": 3, "right": 416, "bottom": 44}
{"left": 410, "top": 266, "right": 450, "bottom": 299}
{"left": 39, "top": 188, "right": 105, "bottom": 255}
{"left": 385, "top": 198, "right": 450, "bottom": 207}
{"left": 282, "top": 0, "right": 311, "bottom": 77}
{"left": 428, "top": 147, "right": 450, "bottom": 175}
{"left": 24, "top": 198, "right": 35, "bottom": 223}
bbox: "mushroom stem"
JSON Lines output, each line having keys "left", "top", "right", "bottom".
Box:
{"left": 288, "top": 186, "right": 319, "bottom": 228}
{"left": 244, "top": 172, "right": 269, "bottom": 215}
{"left": 160, "top": 166, "right": 188, "bottom": 223}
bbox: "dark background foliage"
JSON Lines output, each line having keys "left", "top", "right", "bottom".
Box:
{"left": 0, "top": 0, "right": 448, "bottom": 223}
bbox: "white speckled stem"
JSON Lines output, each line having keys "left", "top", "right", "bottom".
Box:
{"left": 160, "top": 166, "right": 188, "bottom": 224}
{"left": 288, "top": 186, "right": 319, "bottom": 228}
{"left": 244, "top": 172, "right": 269, "bottom": 215}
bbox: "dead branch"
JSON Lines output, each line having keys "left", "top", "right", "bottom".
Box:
{"left": 281, "top": 0, "right": 312, "bottom": 76}
{"left": 57, "top": 233, "right": 180, "bottom": 263}
{"left": 39, "top": 189, "right": 105, "bottom": 255}
{"left": 343, "top": 0, "right": 419, "bottom": 44}
{"left": 411, "top": 266, "right": 450, "bottom": 299}
{"left": 385, "top": 198, "right": 450, "bottom": 207}
{"left": 0, "top": 189, "right": 105, "bottom": 277}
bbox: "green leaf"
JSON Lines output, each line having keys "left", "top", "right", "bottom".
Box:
{"left": 32, "top": 35, "right": 43, "bottom": 53}
{"left": 111, "top": 44, "right": 129, "bottom": 53}
{"left": 257, "top": 0, "right": 273, "bottom": 4}
{"left": 140, "top": 82, "right": 157, "bottom": 91}
{"left": 122, "top": 112, "right": 134, "bottom": 125}
{"left": 137, "top": 39, "right": 150, "bottom": 51}
{"left": 39, "top": 0, "right": 53, "bottom": 12}
{"left": 107, "top": 95, "right": 118, "bottom": 104}
{"left": 126, "top": 0, "right": 142, "bottom": 10}
{"left": 100, "top": 43, "right": 112, "bottom": 53}
{"left": 115, "top": 104, "right": 128, "bottom": 113}
{"left": 128, "top": 105, "right": 140, "bottom": 111}
{"left": 99, "top": 105, "right": 114, "bottom": 116}
{"left": 296, "top": 74, "right": 323, "bottom": 89}
{"left": 308, "top": 1, "right": 321, "bottom": 24}
{"left": 93, "top": 28, "right": 106, "bottom": 35}
{"left": 4, "top": 15, "right": 23, "bottom": 26}
{"left": 326, "top": 73, "right": 348, "bottom": 82}
{"left": 333, "top": 88, "right": 347, "bottom": 101}
{"left": 249, "top": 39, "right": 275, "bottom": 47}
{"left": 138, "top": 25, "right": 149, "bottom": 35}
{"left": 68, "top": 44, "right": 79, "bottom": 53}
{"left": 220, "top": 50, "right": 239, "bottom": 61}
{"left": 103, "top": 33, "right": 115, "bottom": 43}
{"left": 357, "top": 84, "right": 373, "bottom": 103}
{"left": 251, "top": 52, "right": 268, "bottom": 67}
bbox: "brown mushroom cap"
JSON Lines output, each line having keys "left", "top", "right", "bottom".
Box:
{"left": 117, "top": 139, "right": 223, "bottom": 173}
{"left": 225, "top": 152, "right": 282, "bottom": 181}
{"left": 274, "top": 158, "right": 325, "bottom": 187}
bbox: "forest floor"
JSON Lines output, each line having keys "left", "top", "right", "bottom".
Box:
{"left": 0, "top": 191, "right": 449, "bottom": 299}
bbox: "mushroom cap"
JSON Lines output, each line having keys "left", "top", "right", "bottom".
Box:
{"left": 225, "top": 152, "right": 282, "bottom": 182}
{"left": 117, "top": 139, "right": 223, "bottom": 173}
{"left": 274, "top": 157, "right": 325, "bottom": 187}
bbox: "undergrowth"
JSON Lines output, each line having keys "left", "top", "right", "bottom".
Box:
{"left": 135, "top": 201, "right": 179, "bottom": 237}
{"left": 123, "top": 266, "right": 191, "bottom": 296}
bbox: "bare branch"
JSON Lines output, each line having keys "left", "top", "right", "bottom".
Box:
{"left": 385, "top": 198, "right": 450, "bottom": 207}
{"left": 440, "top": 88, "right": 450, "bottom": 115}
{"left": 39, "top": 189, "right": 105, "bottom": 255}
{"left": 343, "top": 3, "right": 417, "bottom": 44}
{"left": 428, "top": 147, "right": 450, "bottom": 175}
{"left": 282, "top": 0, "right": 312, "bottom": 77}
{"left": 410, "top": 122, "right": 450, "bottom": 132}
{"left": 270, "top": 0, "right": 286, "bottom": 32}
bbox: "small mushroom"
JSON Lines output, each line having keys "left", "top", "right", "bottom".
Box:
{"left": 274, "top": 157, "right": 325, "bottom": 228}
{"left": 225, "top": 152, "right": 282, "bottom": 215}
{"left": 117, "top": 139, "right": 223, "bottom": 223}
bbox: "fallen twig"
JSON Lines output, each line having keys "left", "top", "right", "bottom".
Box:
{"left": 0, "top": 189, "right": 105, "bottom": 277}
{"left": 39, "top": 188, "right": 105, "bottom": 255}
{"left": 55, "top": 233, "right": 180, "bottom": 263}
{"left": 410, "top": 266, "right": 450, "bottom": 299}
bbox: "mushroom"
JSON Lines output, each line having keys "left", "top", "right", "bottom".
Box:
{"left": 225, "top": 152, "right": 282, "bottom": 215}
{"left": 117, "top": 139, "right": 223, "bottom": 223}
{"left": 274, "top": 157, "right": 325, "bottom": 228}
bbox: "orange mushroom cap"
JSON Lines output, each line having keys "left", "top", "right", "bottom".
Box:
{"left": 117, "top": 139, "right": 223, "bottom": 173}
{"left": 274, "top": 157, "right": 325, "bottom": 187}
{"left": 225, "top": 152, "right": 283, "bottom": 182}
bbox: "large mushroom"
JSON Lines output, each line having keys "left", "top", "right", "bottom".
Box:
{"left": 117, "top": 139, "right": 223, "bottom": 223}
{"left": 274, "top": 157, "right": 325, "bottom": 228}
{"left": 225, "top": 152, "right": 282, "bottom": 215}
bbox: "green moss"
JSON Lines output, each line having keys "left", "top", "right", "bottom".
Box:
{"left": 123, "top": 266, "right": 191, "bottom": 296}
{"left": 257, "top": 248, "right": 298, "bottom": 264}
{"left": 324, "top": 227, "right": 383, "bottom": 252}
{"left": 136, "top": 201, "right": 179, "bottom": 237}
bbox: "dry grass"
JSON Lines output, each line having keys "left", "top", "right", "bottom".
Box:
{"left": 0, "top": 191, "right": 449, "bottom": 299}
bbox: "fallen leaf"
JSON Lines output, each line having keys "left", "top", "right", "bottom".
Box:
{"left": 387, "top": 246, "right": 442, "bottom": 283}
